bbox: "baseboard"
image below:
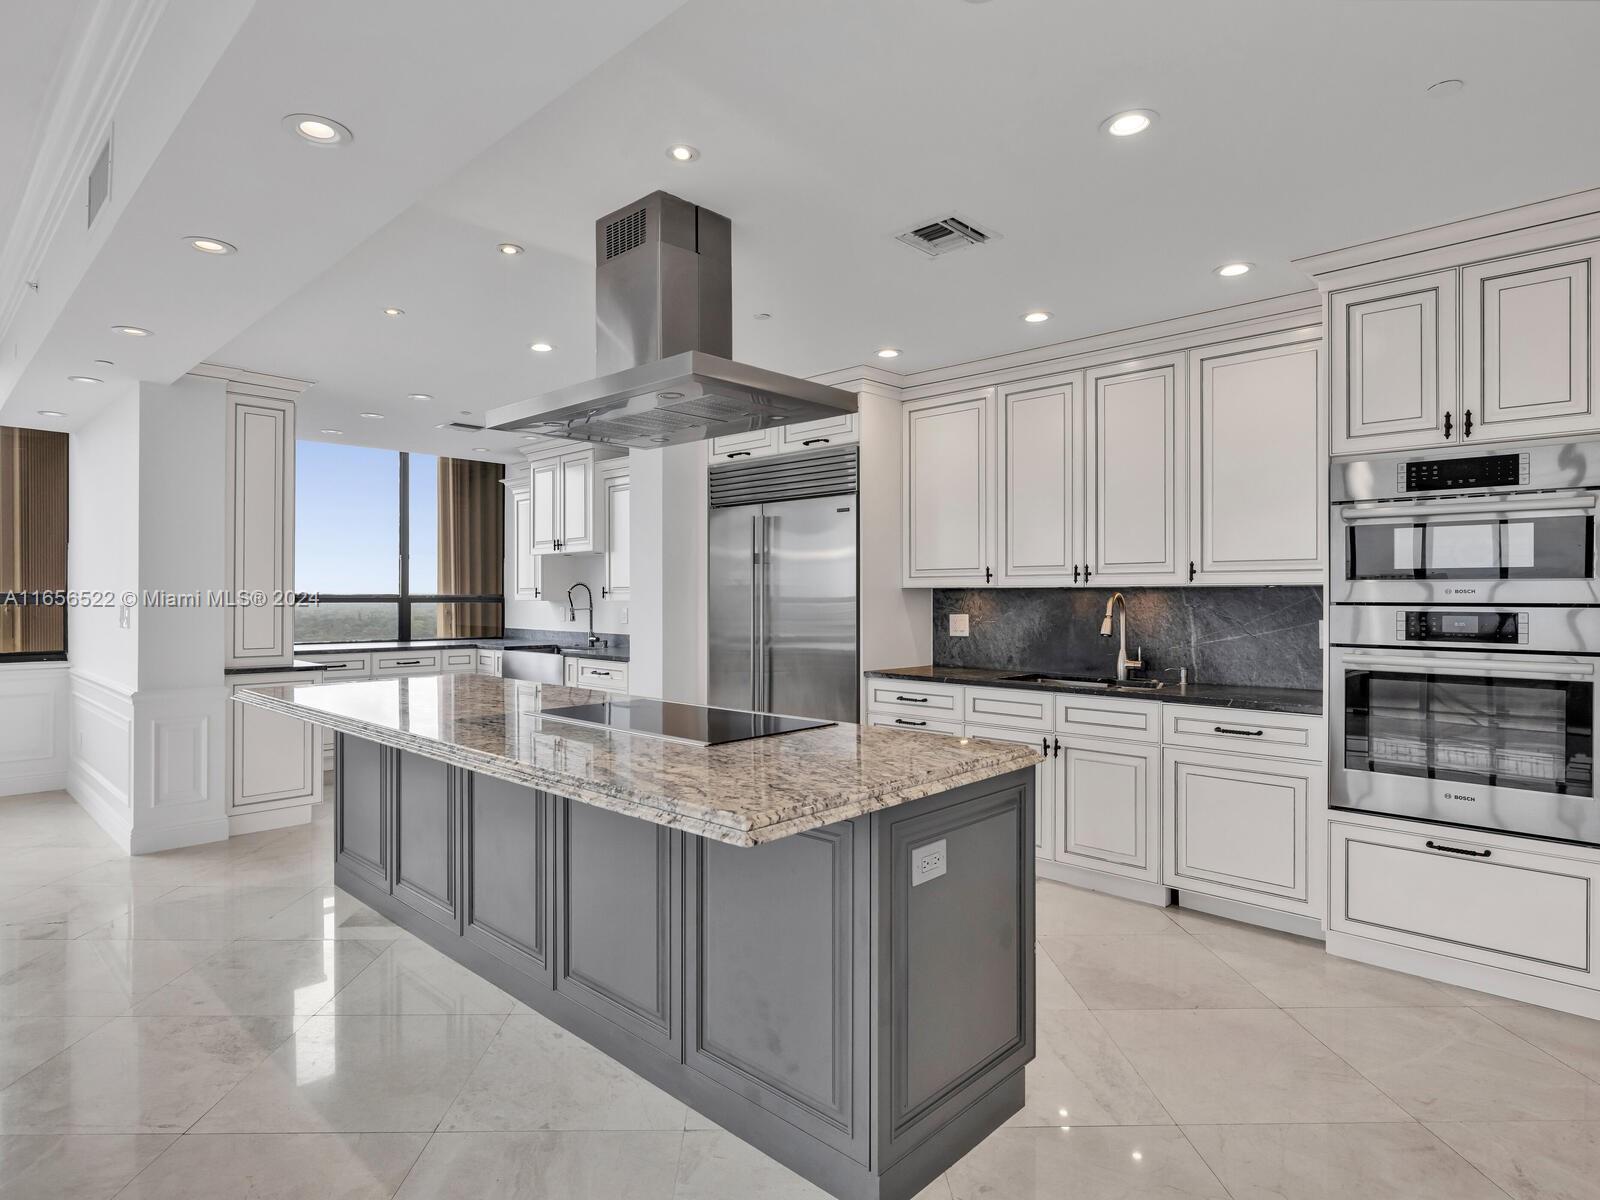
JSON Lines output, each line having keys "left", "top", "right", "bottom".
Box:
{"left": 1176, "top": 890, "right": 1324, "bottom": 939}
{"left": 1036, "top": 857, "right": 1172, "bottom": 907}
{"left": 129, "top": 815, "right": 231, "bottom": 855}
{"left": 228, "top": 805, "right": 312, "bottom": 836}
{"left": 1326, "top": 929, "right": 1600, "bottom": 1019}
{"left": 67, "top": 769, "right": 133, "bottom": 853}
{"left": 0, "top": 770, "right": 68, "bottom": 798}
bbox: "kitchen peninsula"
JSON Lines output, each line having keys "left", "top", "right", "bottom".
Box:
{"left": 234, "top": 674, "right": 1040, "bottom": 1200}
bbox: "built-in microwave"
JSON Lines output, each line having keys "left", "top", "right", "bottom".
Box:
{"left": 1331, "top": 442, "right": 1600, "bottom": 605}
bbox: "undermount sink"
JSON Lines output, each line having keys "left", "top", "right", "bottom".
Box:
{"left": 1000, "top": 672, "right": 1164, "bottom": 692}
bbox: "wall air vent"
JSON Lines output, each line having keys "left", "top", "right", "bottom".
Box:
{"left": 604, "top": 206, "right": 647, "bottom": 260}
{"left": 894, "top": 214, "right": 998, "bottom": 257}
{"left": 86, "top": 134, "right": 112, "bottom": 229}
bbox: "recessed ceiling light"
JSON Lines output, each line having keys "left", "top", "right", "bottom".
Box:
{"left": 67, "top": 375, "right": 101, "bottom": 384}
{"left": 1023, "top": 310, "right": 1052, "bottom": 323}
{"left": 37, "top": 410, "right": 66, "bottom": 418}
{"left": 530, "top": 341, "right": 553, "bottom": 353}
{"left": 93, "top": 359, "right": 113, "bottom": 365}
{"left": 1101, "top": 109, "right": 1157, "bottom": 137}
{"left": 472, "top": 447, "right": 489, "bottom": 453}
{"left": 382, "top": 307, "right": 404, "bottom": 317}
{"left": 752, "top": 312, "right": 772, "bottom": 321}
{"left": 186, "top": 236, "right": 236, "bottom": 255}
{"left": 320, "top": 428, "right": 344, "bottom": 435}
{"left": 497, "top": 242, "right": 524, "bottom": 256}
{"left": 434, "top": 423, "right": 450, "bottom": 429}
{"left": 1427, "top": 78, "right": 1466, "bottom": 97}
{"left": 407, "top": 393, "right": 433, "bottom": 401}
{"left": 112, "top": 325, "right": 151, "bottom": 337}
{"left": 520, "top": 435, "right": 538, "bottom": 441}
{"left": 360, "top": 412, "right": 384, "bottom": 419}
{"left": 284, "top": 113, "right": 353, "bottom": 146}
{"left": 876, "top": 347, "right": 901, "bottom": 359}
{"left": 1215, "top": 261, "right": 1253, "bottom": 278}
{"left": 666, "top": 144, "right": 700, "bottom": 162}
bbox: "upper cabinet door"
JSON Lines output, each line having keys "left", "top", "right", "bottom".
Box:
{"left": 528, "top": 459, "right": 559, "bottom": 555}
{"left": 1188, "top": 334, "right": 1324, "bottom": 583}
{"left": 1463, "top": 241, "right": 1599, "bottom": 444}
{"left": 1330, "top": 270, "right": 1459, "bottom": 454}
{"left": 508, "top": 481, "right": 540, "bottom": 599}
{"left": 780, "top": 410, "right": 858, "bottom": 450}
{"left": 999, "top": 375, "right": 1082, "bottom": 587}
{"left": 1086, "top": 358, "right": 1185, "bottom": 585}
{"left": 557, "top": 451, "right": 596, "bottom": 553}
{"left": 601, "top": 469, "right": 631, "bottom": 600}
{"left": 903, "top": 389, "right": 996, "bottom": 587}
{"left": 709, "top": 427, "right": 779, "bottom": 462}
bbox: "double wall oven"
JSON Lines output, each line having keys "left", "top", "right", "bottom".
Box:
{"left": 1331, "top": 441, "right": 1600, "bottom": 847}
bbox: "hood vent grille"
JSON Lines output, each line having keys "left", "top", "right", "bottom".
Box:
{"left": 604, "top": 206, "right": 647, "bottom": 260}
{"left": 895, "top": 215, "right": 997, "bottom": 257}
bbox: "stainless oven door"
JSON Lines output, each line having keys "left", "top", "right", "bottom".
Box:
{"left": 1332, "top": 646, "right": 1598, "bottom": 845}
{"left": 1332, "top": 490, "right": 1599, "bottom": 604}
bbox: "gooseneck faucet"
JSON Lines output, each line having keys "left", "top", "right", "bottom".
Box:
{"left": 566, "top": 582, "right": 600, "bottom": 647}
{"left": 1099, "top": 592, "right": 1143, "bottom": 682}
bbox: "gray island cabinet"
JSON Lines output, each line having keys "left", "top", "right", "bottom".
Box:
{"left": 235, "top": 675, "right": 1040, "bottom": 1200}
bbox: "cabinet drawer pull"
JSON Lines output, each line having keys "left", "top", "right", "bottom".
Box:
{"left": 895, "top": 718, "right": 927, "bottom": 727}
{"left": 1426, "top": 839, "right": 1491, "bottom": 858}
{"left": 726, "top": 451, "right": 752, "bottom": 458}
{"left": 1463, "top": 408, "right": 1474, "bottom": 439}
{"left": 588, "top": 670, "right": 613, "bottom": 677}
{"left": 393, "top": 659, "right": 423, "bottom": 666}
{"left": 1052, "top": 737, "right": 1061, "bottom": 758}
{"left": 801, "top": 437, "right": 829, "bottom": 446}
{"left": 894, "top": 695, "right": 929, "bottom": 703}
{"left": 1213, "top": 725, "right": 1264, "bottom": 737}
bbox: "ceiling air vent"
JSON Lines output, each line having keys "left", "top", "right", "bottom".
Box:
{"left": 603, "top": 206, "right": 647, "bottom": 260}
{"left": 894, "top": 214, "right": 998, "bottom": 257}
{"left": 86, "top": 134, "right": 112, "bottom": 229}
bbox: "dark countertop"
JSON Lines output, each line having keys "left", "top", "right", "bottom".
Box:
{"left": 866, "top": 665, "right": 1323, "bottom": 716}
{"left": 225, "top": 659, "right": 329, "bottom": 677}
{"left": 295, "top": 638, "right": 630, "bottom": 662}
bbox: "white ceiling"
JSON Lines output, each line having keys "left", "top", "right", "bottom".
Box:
{"left": 13, "top": 0, "right": 1600, "bottom": 458}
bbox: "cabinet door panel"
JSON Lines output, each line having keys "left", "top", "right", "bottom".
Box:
{"left": 392, "top": 752, "right": 457, "bottom": 931}
{"left": 602, "top": 471, "right": 630, "bottom": 598}
{"left": 1330, "top": 271, "right": 1458, "bottom": 453}
{"left": 558, "top": 452, "right": 595, "bottom": 551}
{"left": 528, "top": 461, "right": 559, "bottom": 554}
{"left": 1000, "top": 377, "right": 1080, "bottom": 586}
{"left": 335, "top": 736, "right": 389, "bottom": 889}
{"left": 232, "top": 688, "right": 317, "bottom": 808}
{"left": 464, "top": 775, "right": 551, "bottom": 984}
{"left": 1087, "top": 360, "right": 1183, "bottom": 583}
{"left": 1464, "top": 242, "right": 1598, "bottom": 442}
{"left": 903, "top": 391, "right": 994, "bottom": 586}
{"left": 509, "top": 483, "right": 540, "bottom": 599}
{"left": 1189, "top": 336, "right": 1323, "bottom": 582}
{"left": 1055, "top": 737, "right": 1159, "bottom": 881}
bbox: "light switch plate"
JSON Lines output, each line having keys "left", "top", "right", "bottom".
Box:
{"left": 948, "top": 613, "right": 970, "bottom": 637}
{"left": 912, "top": 838, "right": 947, "bottom": 886}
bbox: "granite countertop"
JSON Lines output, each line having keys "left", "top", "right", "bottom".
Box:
{"left": 296, "top": 639, "right": 630, "bottom": 662}
{"left": 225, "top": 659, "right": 331, "bottom": 677}
{"left": 866, "top": 665, "right": 1323, "bottom": 716}
{"left": 234, "top": 675, "right": 1039, "bottom": 847}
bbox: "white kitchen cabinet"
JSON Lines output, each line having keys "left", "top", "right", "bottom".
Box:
{"left": 476, "top": 650, "right": 501, "bottom": 676}
{"left": 1187, "top": 333, "right": 1324, "bottom": 583}
{"left": 1055, "top": 735, "right": 1161, "bottom": 883}
{"left": 443, "top": 650, "right": 477, "bottom": 673}
{"left": 225, "top": 395, "right": 295, "bottom": 666}
{"left": 867, "top": 712, "right": 967, "bottom": 738}
{"left": 1462, "top": 240, "right": 1600, "bottom": 443}
{"left": 229, "top": 670, "right": 323, "bottom": 814}
{"left": 902, "top": 389, "right": 996, "bottom": 587}
{"left": 1085, "top": 357, "right": 1185, "bottom": 585}
{"left": 526, "top": 448, "right": 620, "bottom": 556}
{"left": 709, "top": 427, "right": 780, "bottom": 463}
{"left": 1329, "top": 270, "right": 1459, "bottom": 455}
{"left": 600, "top": 465, "right": 631, "bottom": 600}
{"left": 998, "top": 374, "right": 1082, "bottom": 587}
{"left": 565, "top": 657, "right": 628, "bottom": 692}
{"left": 1164, "top": 746, "right": 1317, "bottom": 916}
{"left": 507, "top": 480, "right": 542, "bottom": 600}
{"left": 779, "top": 411, "right": 857, "bottom": 451}
{"left": 966, "top": 723, "right": 1055, "bottom": 859}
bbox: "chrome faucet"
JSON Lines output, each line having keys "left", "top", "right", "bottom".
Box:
{"left": 566, "top": 582, "right": 601, "bottom": 647}
{"left": 1099, "top": 592, "right": 1143, "bottom": 682}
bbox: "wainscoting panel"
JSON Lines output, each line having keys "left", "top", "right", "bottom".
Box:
{"left": 133, "top": 686, "right": 228, "bottom": 853}
{"left": 0, "top": 664, "right": 69, "bottom": 796}
{"left": 67, "top": 671, "right": 134, "bottom": 848}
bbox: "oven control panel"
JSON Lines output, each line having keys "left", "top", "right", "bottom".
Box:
{"left": 1400, "top": 452, "right": 1528, "bottom": 493}
{"left": 1396, "top": 610, "right": 1528, "bottom": 644}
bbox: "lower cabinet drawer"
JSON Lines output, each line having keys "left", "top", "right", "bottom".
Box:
{"left": 374, "top": 652, "right": 441, "bottom": 675}
{"left": 443, "top": 650, "right": 478, "bottom": 671}
{"left": 1056, "top": 695, "right": 1160, "bottom": 743}
{"left": 307, "top": 654, "right": 371, "bottom": 678}
{"left": 965, "top": 687, "right": 1052, "bottom": 734}
{"left": 576, "top": 661, "right": 628, "bottom": 691}
{"left": 1162, "top": 704, "right": 1324, "bottom": 760}
{"left": 864, "top": 678, "right": 963, "bottom": 721}
{"left": 867, "top": 713, "right": 965, "bottom": 737}
{"left": 476, "top": 651, "right": 501, "bottom": 675}
{"left": 1330, "top": 821, "right": 1597, "bottom": 980}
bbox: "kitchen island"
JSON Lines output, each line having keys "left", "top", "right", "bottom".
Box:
{"left": 234, "top": 674, "right": 1040, "bottom": 1200}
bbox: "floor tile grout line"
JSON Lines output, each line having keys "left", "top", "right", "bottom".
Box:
{"left": 106, "top": 1131, "right": 184, "bottom": 1200}
{"left": 1071, "top": 1006, "right": 1185, "bottom": 1130}
{"left": 1472, "top": 1004, "right": 1600, "bottom": 1085}
{"left": 1414, "top": 1119, "right": 1520, "bottom": 1200}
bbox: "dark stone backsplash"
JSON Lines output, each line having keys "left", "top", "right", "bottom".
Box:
{"left": 506, "top": 627, "right": 631, "bottom": 656}
{"left": 932, "top": 587, "right": 1323, "bottom": 691}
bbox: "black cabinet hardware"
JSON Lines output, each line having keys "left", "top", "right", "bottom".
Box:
{"left": 1212, "top": 725, "right": 1264, "bottom": 737}
{"left": 1052, "top": 737, "right": 1061, "bottom": 758}
{"left": 1072, "top": 565, "right": 1080, "bottom": 583}
{"left": 590, "top": 670, "right": 613, "bottom": 677}
{"left": 1463, "top": 409, "right": 1474, "bottom": 439}
{"left": 984, "top": 566, "right": 992, "bottom": 583}
{"left": 1083, "top": 565, "right": 1091, "bottom": 583}
{"left": 895, "top": 718, "right": 927, "bottom": 727}
{"left": 1426, "top": 840, "right": 1491, "bottom": 858}
{"left": 1188, "top": 560, "right": 1196, "bottom": 582}
{"left": 601, "top": 587, "right": 609, "bottom": 599}
{"left": 1443, "top": 411, "right": 1453, "bottom": 439}
{"left": 1040, "top": 737, "right": 1049, "bottom": 756}
{"left": 802, "top": 437, "right": 829, "bottom": 446}
{"left": 394, "top": 659, "right": 423, "bottom": 666}
{"left": 894, "top": 695, "right": 929, "bottom": 703}
{"left": 726, "top": 451, "right": 752, "bottom": 458}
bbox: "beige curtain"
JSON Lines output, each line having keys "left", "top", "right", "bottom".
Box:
{"left": 0, "top": 427, "right": 68, "bottom": 654}
{"left": 435, "top": 456, "right": 504, "bottom": 637}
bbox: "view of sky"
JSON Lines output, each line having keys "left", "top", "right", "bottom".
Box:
{"left": 295, "top": 441, "right": 399, "bottom": 593}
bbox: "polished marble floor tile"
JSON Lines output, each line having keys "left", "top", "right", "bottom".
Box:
{"left": 440, "top": 1012, "right": 687, "bottom": 1132}
{"left": 318, "top": 937, "right": 518, "bottom": 1016}
{"left": 0, "top": 1015, "right": 294, "bottom": 1134}
{"left": 1427, "top": 1119, "right": 1600, "bottom": 1200}
{"left": 0, "top": 1133, "right": 176, "bottom": 1200}
{"left": 132, "top": 938, "right": 383, "bottom": 1020}
{"left": 78, "top": 885, "right": 312, "bottom": 941}
{"left": 117, "top": 1132, "right": 429, "bottom": 1200}
{"left": 1035, "top": 880, "right": 1182, "bottom": 937}
{"left": 245, "top": 886, "right": 411, "bottom": 941}
{"left": 1006, "top": 1010, "right": 1170, "bottom": 1128}
{"left": 1482, "top": 1004, "right": 1600, "bottom": 1082}
{"left": 1183, "top": 1122, "right": 1508, "bottom": 1200}
{"left": 0, "top": 1016, "right": 109, "bottom": 1091}
{"left": 0, "top": 846, "right": 123, "bottom": 889}
{"left": 0, "top": 882, "right": 179, "bottom": 941}
{"left": 1034, "top": 944, "right": 1087, "bottom": 1011}
{"left": 398, "top": 1130, "right": 682, "bottom": 1199}
{"left": 0, "top": 938, "right": 229, "bottom": 1016}
{"left": 1291, "top": 1006, "right": 1600, "bottom": 1122}
{"left": 1039, "top": 932, "right": 1274, "bottom": 1010}
{"left": 945, "top": 1125, "right": 1228, "bottom": 1200}
{"left": 1096, "top": 1009, "right": 1409, "bottom": 1124}
{"left": 193, "top": 1013, "right": 504, "bottom": 1133}
{"left": 674, "top": 1128, "right": 953, "bottom": 1199}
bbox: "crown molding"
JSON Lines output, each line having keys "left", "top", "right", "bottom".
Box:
{"left": 0, "top": 0, "right": 168, "bottom": 344}
{"left": 189, "top": 362, "right": 314, "bottom": 401}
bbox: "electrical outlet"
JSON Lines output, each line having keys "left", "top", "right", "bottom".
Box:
{"left": 912, "top": 838, "right": 947, "bottom": 886}
{"left": 118, "top": 603, "right": 131, "bottom": 630}
{"left": 620, "top": 608, "right": 629, "bottom": 624}
{"left": 948, "top": 613, "right": 969, "bottom": 637}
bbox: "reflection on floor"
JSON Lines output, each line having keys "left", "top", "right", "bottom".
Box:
{"left": 0, "top": 787, "right": 1597, "bottom": 1198}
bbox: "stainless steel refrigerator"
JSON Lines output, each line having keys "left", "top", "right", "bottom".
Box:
{"left": 708, "top": 446, "right": 859, "bottom": 723}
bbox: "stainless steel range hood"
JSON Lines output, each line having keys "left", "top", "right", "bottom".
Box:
{"left": 486, "top": 192, "right": 857, "bottom": 449}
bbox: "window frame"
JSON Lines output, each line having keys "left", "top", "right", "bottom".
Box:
{"left": 295, "top": 449, "right": 503, "bottom": 643}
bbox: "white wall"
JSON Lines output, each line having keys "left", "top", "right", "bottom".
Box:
{"left": 627, "top": 441, "right": 707, "bottom": 702}
{"left": 856, "top": 380, "right": 931, "bottom": 676}
{"left": 503, "top": 551, "right": 632, "bottom": 638}
{"left": 67, "top": 388, "right": 141, "bottom": 692}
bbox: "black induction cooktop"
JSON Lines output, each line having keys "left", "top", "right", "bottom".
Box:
{"left": 538, "top": 698, "right": 832, "bottom": 746}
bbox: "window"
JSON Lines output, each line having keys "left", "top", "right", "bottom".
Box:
{"left": 0, "top": 427, "right": 69, "bottom": 661}
{"left": 295, "top": 443, "right": 503, "bottom": 643}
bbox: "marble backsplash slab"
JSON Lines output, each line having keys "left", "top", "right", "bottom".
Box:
{"left": 931, "top": 587, "right": 1323, "bottom": 691}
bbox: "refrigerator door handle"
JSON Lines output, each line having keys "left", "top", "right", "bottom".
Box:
{"left": 760, "top": 514, "right": 773, "bottom": 712}
{"left": 750, "top": 514, "right": 763, "bottom": 711}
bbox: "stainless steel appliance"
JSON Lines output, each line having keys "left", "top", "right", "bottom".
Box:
{"left": 500, "top": 645, "right": 565, "bottom": 684}
{"left": 538, "top": 697, "right": 831, "bottom": 747}
{"left": 1331, "top": 440, "right": 1600, "bottom": 605}
{"left": 484, "top": 192, "right": 856, "bottom": 448}
{"left": 707, "top": 446, "right": 859, "bottom": 723}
